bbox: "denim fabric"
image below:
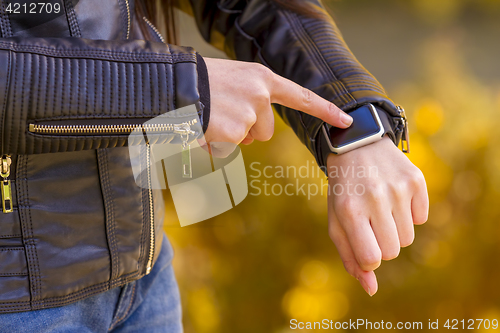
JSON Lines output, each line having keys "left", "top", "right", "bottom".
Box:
{"left": 0, "top": 233, "right": 183, "bottom": 333}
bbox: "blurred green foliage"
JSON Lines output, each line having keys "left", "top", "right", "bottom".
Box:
{"left": 165, "top": 0, "right": 500, "bottom": 331}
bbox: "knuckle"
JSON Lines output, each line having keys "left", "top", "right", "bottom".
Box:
{"left": 329, "top": 103, "right": 339, "bottom": 117}
{"left": 251, "top": 127, "right": 274, "bottom": 142}
{"left": 400, "top": 233, "right": 415, "bottom": 247}
{"left": 366, "top": 182, "right": 385, "bottom": 201}
{"left": 408, "top": 169, "right": 426, "bottom": 189}
{"left": 337, "top": 196, "right": 359, "bottom": 219}
{"left": 342, "top": 259, "right": 358, "bottom": 277}
{"left": 260, "top": 129, "right": 274, "bottom": 142}
{"left": 302, "top": 87, "right": 314, "bottom": 107}
{"left": 257, "top": 89, "right": 271, "bottom": 105}
{"left": 388, "top": 180, "right": 407, "bottom": 200}
{"left": 358, "top": 250, "right": 381, "bottom": 270}
{"left": 255, "top": 63, "right": 273, "bottom": 81}
{"left": 225, "top": 127, "right": 246, "bottom": 144}
{"left": 244, "top": 111, "right": 257, "bottom": 126}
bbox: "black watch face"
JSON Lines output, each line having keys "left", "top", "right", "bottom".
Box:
{"left": 328, "top": 105, "right": 381, "bottom": 148}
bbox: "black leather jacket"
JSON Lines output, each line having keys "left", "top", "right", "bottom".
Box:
{"left": 0, "top": 0, "right": 403, "bottom": 313}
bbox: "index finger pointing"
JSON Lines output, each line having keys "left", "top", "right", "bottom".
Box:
{"left": 269, "top": 74, "right": 353, "bottom": 128}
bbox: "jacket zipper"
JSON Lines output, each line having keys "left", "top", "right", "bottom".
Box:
{"left": 124, "top": 0, "right": 131, "bottom": 39}
{"left": 145, "top": 142, "right": 155, "bottom": 274}
{"left": 28, "top": 119, "right": 198, "bottom": 135}
{"left": 143, "top": 17, "right": 165, "bottom": 43}
{"left": 144, "top": 121, "right": 196, "bottom": 273}
{"left": 0, "top": 155, "right": 13, "bottom": 213}
{"left": 396, "top": 105, "right": 410, "bottom": 153}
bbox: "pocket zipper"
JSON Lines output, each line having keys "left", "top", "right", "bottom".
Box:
{"left": 1, "top": 155, "right": 13, "bottom": 213}
{"left": 28, "top": 119, "right": 198, "bottom": 135}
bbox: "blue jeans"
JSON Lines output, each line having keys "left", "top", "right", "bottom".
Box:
{"left": 0, "top": 233, "right": 183, "bottom": 333}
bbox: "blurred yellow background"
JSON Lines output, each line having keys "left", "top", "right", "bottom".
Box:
{"left": 164, "top": 0, "right": 500, "bottom": 331}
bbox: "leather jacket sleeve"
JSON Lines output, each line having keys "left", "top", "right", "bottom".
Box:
{"left": 186, "top": 0, "right": 405, "bottom": 168}
{"left": 0, "top": 36, "right": 208, "bottom": 155}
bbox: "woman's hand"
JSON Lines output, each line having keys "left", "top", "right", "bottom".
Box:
{"left": 327, "top": 136, "right": 429, "bottom": 296}
{"left": 203, "top": 58, "right": 353, "bottom": 146}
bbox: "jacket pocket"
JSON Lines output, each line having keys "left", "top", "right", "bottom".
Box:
{"left": 0, "top": 245, "right": 30, "bottom": 303}
{"left": 0, "top": 247, "right": 27, "bottom": 276}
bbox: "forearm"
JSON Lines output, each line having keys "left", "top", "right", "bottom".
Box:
{"left": 187, "top": 0, "right": 404, "bottom": 166}
{"left": 0, "top": 37, "right": 208, "bottom": 155}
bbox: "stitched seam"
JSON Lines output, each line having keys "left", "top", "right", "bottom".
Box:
{"left": 9, "top": 53, "right": 18, "bottom": 154}
{"left": 104, "top": 149, "right": 119, "bottom": 280}
{"left": 140, "top": 64, "right": 144, "bottom": 119}
{"left": 76, "top": 59, "right": 81, "bottom": 117}
{"left": 37, "top": 270, "right": 141, "bottom": 306}
{"left": 94, "top": 59, "right": 98, "bottom": 116}
{"left": 168, "top": 45, "right": 177, "bottom": 108}
{"left": 0, "top": 234, "right": 22, "bottom": 238}
{"left": 118, "top": 63, "right": 121, "bottom": 116}
{"left": 0, "top": 42, "right": 196, "bottom": 63}
{"left": 150, "top": 64, "right": 154, "bottom": 116}
{"left": 28, "top": 114, "right": 164, "bottom": 121}
{"left": 285, "top": 11, "right": 356, "bottom": 107}
{"left": 101, "top": 61, "right": 105, "bottom": 117}
{"left": 109, "top": 62, "right": 113, "bottom": 117}
{"left": 96, "top": 149, "right": 121, "bottom": 283}
{"left": 137, "top": 145, "right": 148, "bottom": 273}
{"left": 0, "top": 269, "right": 141, "bottom": 310}
{"left": 63, "top": 0, "right": 82, "bottom": 38}
{"left": 84, "top": 59, "right": 89, "bottom": 117}
{"left": 35, "top": 55, "right": 41, "bottom": 120}
{"left": 165, "top": 64, "right": 171, "bottom": 110}
{"left": 43, "top": 57, "right": 49, "bottom": 121}
{"left": 0, "top": 2, "right": 13, "bottom": 37}
{"left": 111, "top": 283, "right": 137, "bottom": 329}
{"left": 0, "top": 273, "right": 28, "bottom": 276}
{"left": 129, "top": 64, "right": 133, "bottom": 116}
{"left": 157, "top": 64, "right": 161, "bottom": 114}
{"left": 0, "top": 248, "right": 25, "bottom": 251}
{"left": 0, "top": 49, "right": 12, "bottom": 154}
{"left": 285, "top": 12, "right": 333, "bottom": 82}
{"left": 17, "top": 155, "right": 37, "bottom": 308}
{"left": 26, "top": 156, "right": 42, "bottom": 302}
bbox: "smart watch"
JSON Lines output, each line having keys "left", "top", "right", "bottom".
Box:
{"left": 321, "top": 103, "right": 409, "bottom": 156}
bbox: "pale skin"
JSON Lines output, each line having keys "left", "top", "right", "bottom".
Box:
{"left": 203, "top": 57, "right": 429, "bottom": 296}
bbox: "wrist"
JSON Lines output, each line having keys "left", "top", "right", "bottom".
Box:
{"left": 319, "top": 104, "right": 408, "bottom": 172}
{"left": 326, "top": 135, "right": 394, "bottom": 169}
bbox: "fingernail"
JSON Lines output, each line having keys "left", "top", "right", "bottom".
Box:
{"left": 340, "top": 111, "right": 353, "bottom": 126}
{"left": 359, "top": 278, "right": 373, "bottom": 296}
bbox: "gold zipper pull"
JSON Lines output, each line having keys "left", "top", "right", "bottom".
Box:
{"left": 1, "top": 155, "right": 13, "bottom": 213}
{"left": 174, "top": 123, "right": 195, "bottom": 179}
{"left": 397, "top": 105, "right": 410, "bottom": 153}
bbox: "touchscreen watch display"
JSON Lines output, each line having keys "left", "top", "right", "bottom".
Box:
{"left": 327, "top": 104, "right": 381, "bottom": 148}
